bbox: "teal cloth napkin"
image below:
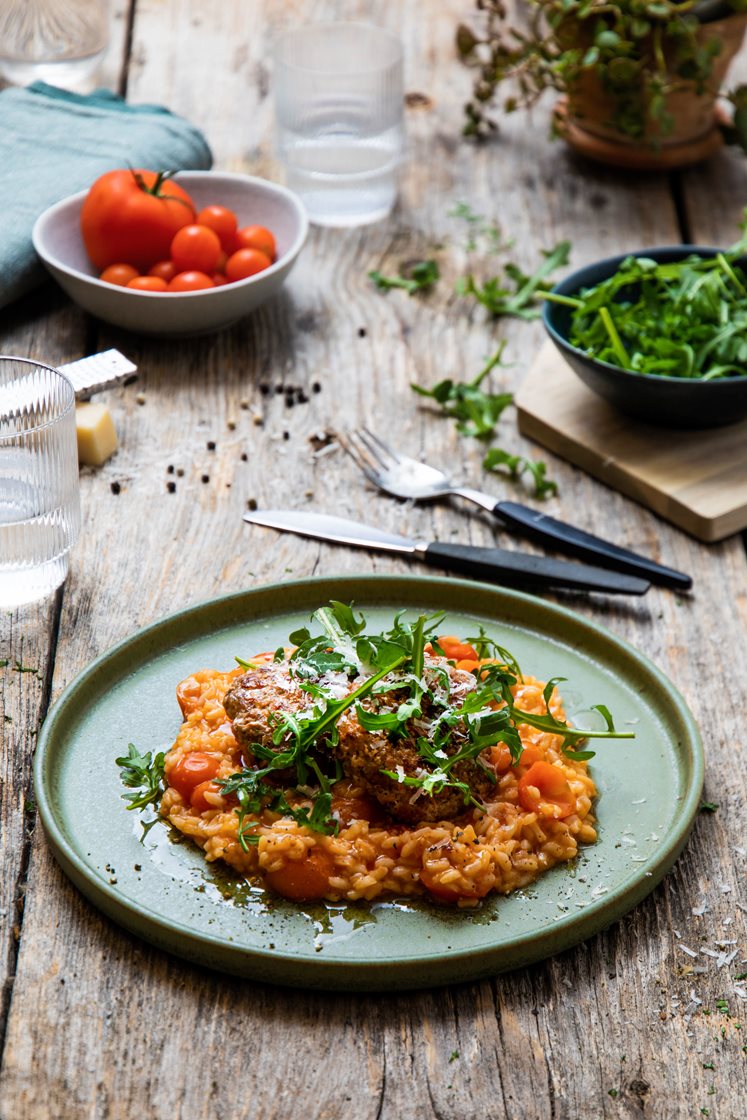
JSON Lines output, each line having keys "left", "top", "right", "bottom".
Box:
{"left": 0, "top": 82, "right": 213, "bottom": 309}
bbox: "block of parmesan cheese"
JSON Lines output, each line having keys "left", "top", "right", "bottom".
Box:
{"left": 76, "top": 402, "right": 118, "bottom": 466}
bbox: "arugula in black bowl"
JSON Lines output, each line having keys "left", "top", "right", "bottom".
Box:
{"left": 542, "top": 244, "right": 747, "bottom": 429}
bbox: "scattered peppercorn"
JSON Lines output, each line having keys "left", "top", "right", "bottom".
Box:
{"left": 275, "top": 384, "right": 284, "bottom": 395}
{"left": 166, "top": 481, "right": 176, "bottom": 494}
{"left": 247, "top": 497, "right": 258, "bottom": 511}
{"left": 176, "top": 467, "right": 184, "bottom": 477}
{"left": 240, "top": 398, "right": 250, "bottom": 410}
{"left": 297, "top": 390, "right": 309, "bottom": 404}
{"left": 358, "top": 327, "right": 367, "bottom": 338}
{"left": 285, "top": 394, "right": 295, "bottom": 408}
{"left": 167, "top": 464, "right": 175, "bottom": 474}
{"left": 201, "top": 474, "right": 210, "bottom": 484}
{"left": 283, "top": 431, "right": 290, "bottom": 441}
{"left": 227, "top": 419, "right": 236, "bottom": 430}
{"left": 312, "top": 381, "right": 322, "bottom": 393}
{"left": 110, "top": 481, "right": 121, "bottom": 495}
{"left": 207, "top": 440, "right": 216, "bottom": 451}
{"left": 136, "top": 392, "right": 146, "bottom": 405}
{"left": 259, "top": 383, "right": 270, "bottom": 395}
{"left": 240, "top": 452, "right": 248, "bottom": 462}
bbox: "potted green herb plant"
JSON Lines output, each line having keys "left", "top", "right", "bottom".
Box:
{"left": 458, "top": 0, "right": 747, "bottom": 169}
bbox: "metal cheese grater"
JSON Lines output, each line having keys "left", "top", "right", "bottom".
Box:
{"left": 57, "top": 349, "right": 138, "bottom": 398}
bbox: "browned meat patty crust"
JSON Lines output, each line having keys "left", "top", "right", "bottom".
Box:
{"left": 223, "top": 657, "right": 496, "bottom": 824}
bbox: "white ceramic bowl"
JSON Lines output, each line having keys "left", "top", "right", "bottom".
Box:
{"left": 32, "top": 171, "right": 308, "bottom": 337}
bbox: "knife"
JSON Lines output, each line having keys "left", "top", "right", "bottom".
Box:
{"left": 244, "top": 510, "right": 650, "bottom": 596}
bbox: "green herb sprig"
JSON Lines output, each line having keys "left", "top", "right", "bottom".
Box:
{"left": 369, "top": 259, "right": 440, "bottom": 295}
{"left": 483, "top": 447, "right": 559, "bottom": 499}
{"left": 115, "top": 743, "right": 166, "bottom": 810}
{"left": 412, "top": 343, "right": 512, "bottom": 439}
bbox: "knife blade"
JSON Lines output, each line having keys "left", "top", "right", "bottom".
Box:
{"left": 244, "top": 510, "right": 650, "bottom": 596}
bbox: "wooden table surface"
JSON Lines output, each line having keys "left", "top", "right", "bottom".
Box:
{"left": 1, "top": 2, "right": 746, "bottom": 1117}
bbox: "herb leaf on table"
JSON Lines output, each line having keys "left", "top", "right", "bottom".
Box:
{"left": 458, "top": 240, "right": 571, "bottom": 320}
{"left": 369, "top": 259, "right": 440, "bottom": 295}
{"left": 411, "top": 343, "right": 512, "bottom": 439}
{"left": 483, "top": 447, "right": 559, "bottom": 499}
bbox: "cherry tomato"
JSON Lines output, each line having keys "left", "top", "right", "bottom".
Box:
{"left": 225, "top": 248, "right": 272, "bottom": 282}
{"left": 517, "top": 761, "right": 575, "bottom": 819}
{"left": 196, "top": 205, "right": 238, "bottom": 251}
{"left": 170, "top": 224, "right": 222, "bottom": 274}
{"left": 81, "top": 169, "right": 196, "bottom": 271}
{"left": 99, "top": 263, "right": 139, "bottom": 287}
{"left": 265, "top": 848, "right": 335, "bottom": 901}
{"left": 331, "top": 781, "right": 384, "bottom": 826}
{"left": 211, "top": 272, "right": 230, "bottom": 286}
{"left": 148, "top": 259, "right": 178, "bottom": 283}
{"left": 127, "top": 275, "right": 168, "bottom": 292}
{"left": 168, "top": 752, "right": 222, "bottom": 801}
{"left": 234, "top": 225, "right": 276, "bottom": 259}
{"left": 427, "top": 636, "right": 479, "bottom": 663}
{"left": 168, "top": 270, "right": 215, "bottom": 292}
{"left": 215, "top": 251, "right": 228, "bottom": 273}
{"left": 191, "top": 780, "right": 222, "bottom": 814}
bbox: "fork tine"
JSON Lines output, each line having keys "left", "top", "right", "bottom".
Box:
{"left": 356, "top": 427, "right": 400, "bottom": 469}
{"left": 339, "top": 431, "right": 386, "bottom": 487}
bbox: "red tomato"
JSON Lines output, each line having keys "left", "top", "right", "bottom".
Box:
{"left": 196, "top": 205, "right": 238, "bottom": 251}
{"left": 99, "top": 263, "right": 139, "bottom": 287}
{"left": 127, "top": 275, "right": 168, "bottom": 292}
{"left": 234, "top": 225, "right": 276, "bottom": 259}
{"left": 148, "top": 259, "right": 177, "bottom": 283}
{"left": 211, "top": 272, "right": 229, "bottom": 286}
{"left": 81, "top": 169, "right": 196, "bottom": 271}
{"left": 170, "top": 224, "right": 222, "bottom": 274}
{"left": 191, "top": 780, "right": 221, "bottom": 814}
{"left": 168, "top": 752, "right": 222, "bottom": 801}
{"left": 428, "top": 636, "right": 479, "bottom": 663}
{"left": 225, "top": 248, "right": 271, "bottom": 282}
{"left": 168, "top": 270, "right": 215, "bottom": 292}
{"left": 517, "top": 761, "right": 575, "bottom": 819}
{"left": 265, "top": 849, "right": 335, "bottom": 901}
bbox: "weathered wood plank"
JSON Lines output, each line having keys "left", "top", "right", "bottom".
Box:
{"left": 1, "top": 2, "right": 746, "bottom": 1119}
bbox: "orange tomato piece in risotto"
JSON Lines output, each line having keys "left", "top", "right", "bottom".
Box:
{"left": 159, "top": 651, "right": 601, "bottom": 907}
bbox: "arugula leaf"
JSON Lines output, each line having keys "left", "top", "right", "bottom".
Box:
{"left": 369, "top": 259, "right": 440, "bottom": 295}
{"left": 412, "top": 343, "right": 513, "bottom": 439}
{"left": 458, "top": 240, "right": 571, "bottom": 320}
{"left": 551, "top": 246, "right": 747, "bottom": 379}
{"left": 115, "top": 743, "right": 165, "bottom": 810}
{"left": 483, "top": 447, "right": 558, "bottom": 499}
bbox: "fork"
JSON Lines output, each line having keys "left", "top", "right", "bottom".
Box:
{"left": 340, "top": 428, "right": 692, "bottom": 591}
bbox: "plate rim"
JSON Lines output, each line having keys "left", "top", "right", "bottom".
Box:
{"left": 34, "top": 573, "right": 704, "bottom": 989}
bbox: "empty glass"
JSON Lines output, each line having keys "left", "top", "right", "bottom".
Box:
{"left": 0, "top": 0, "right": 110, "bottom": 89}
{"left": 273, "top": 22, "right": 405, "bottom": 228}
{"left": 0, "top": 358, "right": 81, "bottom": 610}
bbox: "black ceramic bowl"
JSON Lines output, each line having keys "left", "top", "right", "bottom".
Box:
{"left": 542, "top": 245, "right": 747, "bottom": 429}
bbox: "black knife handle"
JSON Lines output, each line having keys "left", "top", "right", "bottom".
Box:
{"left": 422, "top": 542, "right": 649, "bottom": 595}
{"left": 493, "top": 501, "right": 692, "bottom": 591}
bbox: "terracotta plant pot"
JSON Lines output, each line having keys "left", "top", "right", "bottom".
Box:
{"left": 555, "top": 11, "right": 747, "bottom": 169}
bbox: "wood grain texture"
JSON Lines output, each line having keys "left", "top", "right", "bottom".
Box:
{"left": 516, "top": 341, "right": 747, "bottom": 541}
{"left": 1, "top": 2, "right": 746, "bottom": 1119}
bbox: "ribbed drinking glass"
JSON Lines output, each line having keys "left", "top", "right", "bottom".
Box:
{"left": 0, "top": 358, "right": 81, "bottom": 610}
{"left": 0, "top": 0, "right": 110, "bottom": 88}
{"left": 273, "top": 22, "right": 405, "bottom": 227}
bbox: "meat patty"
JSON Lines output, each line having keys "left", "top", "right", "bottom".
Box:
{"left": 223, "top": 657, "right": 496, "bottom": 824}
{"left": 336, "top": 660, "right": 496, "bottom": 824}
{"left": 223, "top": 662, "right": 308, "bottom": 760}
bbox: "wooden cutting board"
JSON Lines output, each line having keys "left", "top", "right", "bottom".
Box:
{"left": 515, "top": 342, "right": 747, "bottom": 543}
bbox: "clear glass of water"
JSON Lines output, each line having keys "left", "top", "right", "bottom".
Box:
{"left": 0, "top": 358, "right": 81, "bottom": 610}
{"left": 0, "top": 0, "right": 110, "bottom": 89}
{"left": 273, "top": 22, "right": 405, "bottom": 228}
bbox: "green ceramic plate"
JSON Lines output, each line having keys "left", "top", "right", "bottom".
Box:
{"left": 35, "top": 575, "right": 703, "bottom": 991}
